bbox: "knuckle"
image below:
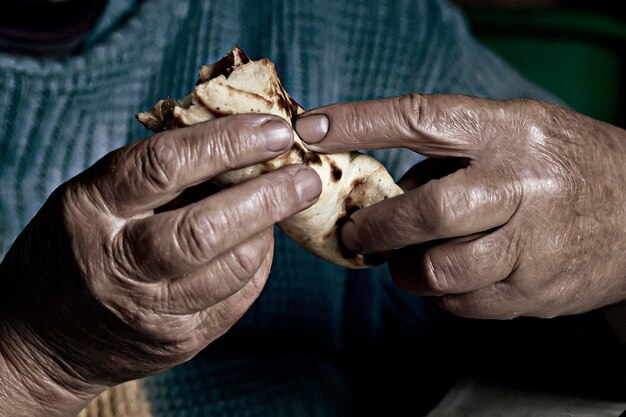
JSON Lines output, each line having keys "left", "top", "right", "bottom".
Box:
{"left": 511, "top": 99, "right": 565, "bottom": 140}
{"left": 535, "top": 160, "right": 582, "bottom": 199}
{"left": 55, "top": 183, "right": 82, "bottom": 225}
{"left": 141, "top": 137, "right": 180, "bottom": 191}
{"left": 472, "top": 234, "right": 511, "bottom": 270}
{"left": 108, "top": 228, "right": 143, "bottom": 282}
{"left": 421, "top": 185, "right": 467, "bottom": 237}
{"left": 527, "top": 98, "right": 559, "bottom": 116}
{"left": 254, "top": 173, "right": 298, "bottom": 218}
{"left": 175, "top": 209, "right": 223, "bottom": 263}
{"left": 442, "top": 190, "right": 472, "bottom": 229}
{"left": 208, "top": 124, "right": 252, "bottom": 170}
{"left": 397, "top": 93, "right": 427, "bottom": 135}
{"left": 506, "top": 97, "right": 550, "bottom": 115}
{"left": 421, "top": 251, "right": 451, "bottom": 295}
{"left": 56, "top": 181, "right": 75, "bottom": 208}
{"left": 222, "top": 242, "right": 266, "bottom": 284}
{"left": 55, "top": 182, "right": 116, "bottom": 275}
{"left": 58, "top": 177, "right": 110, "bottom": 220}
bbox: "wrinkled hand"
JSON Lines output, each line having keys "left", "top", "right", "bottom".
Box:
{"left": 0, "top": 113, "right": 321, "bottom": 415}
{"left": 295, "top": 94, "right": 626, "bottom": 320}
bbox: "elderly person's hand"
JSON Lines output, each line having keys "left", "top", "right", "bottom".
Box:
{"left": 0, "top": 113, "right": 321, "bottom": 417}
{"left": 295, "top": 94, "right": 626, "bottom": 320}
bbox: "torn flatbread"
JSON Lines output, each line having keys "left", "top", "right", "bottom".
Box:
{"left": 137, "top": 47, "right": 403, "bottom": 268}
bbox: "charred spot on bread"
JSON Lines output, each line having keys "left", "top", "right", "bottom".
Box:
{"left": 351, "top": 178, "right": 365, "bottom": 190}
{"left": 260, "top": 161, "right": 273, "bottom": 174}
{"left": 292, "top": 143, "right": 322, "bottom": 166}
{"left": 210, "top": 107, "right": 234, "bottom": 117}
{"left": 276, "top": 93, "right": 296, "bottom": 118}
{"left": 197, "top": 47, "right": 251, "bottom": 83}
{"left": 151, "top": 98, "right": 182, "bottom": 130}
{"left": 329, "top": 161, "right": 343, "bottom": 182}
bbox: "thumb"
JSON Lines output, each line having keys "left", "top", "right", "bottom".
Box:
{"left": 294, "top": 94, "right": 505, "bottom": 159}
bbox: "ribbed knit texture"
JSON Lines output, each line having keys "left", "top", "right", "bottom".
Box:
{"left": 0, "top": 1, "right": 575, "bottom": 416}
{"left": 78, "top": 380, "right": 153, "bottom": 417}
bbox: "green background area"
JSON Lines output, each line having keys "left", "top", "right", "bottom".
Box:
{"left": 465, "top": 9, "right": 626, "bottom": 127}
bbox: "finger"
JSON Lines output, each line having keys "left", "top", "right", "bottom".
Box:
{"left": 389, "top": 230, "right": 520, "bottom": 296}
{"left": 436, "top": 283, "right": 525, "bottom": 320}
{"left": 160, "top": 228, "right": 273, "bottom": 314}
{"left": 88, "top": 113, "right": 294, "bottom": 217}
{"left": 295, "top": 94, "right": 512, "bottom": 157}
{"left": 194, "top": 262, "right": 271, "bottom": 345}
{"left": 397, "top": 157, "right": 467, "bottom": 192}
{"left": 341, "top": 165, "right": 522, "bottom": 253}
{"left": 118, "top": 164, "right": 321, "bottom": 281}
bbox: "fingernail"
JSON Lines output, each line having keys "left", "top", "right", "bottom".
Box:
{"left": 294, "top": 168, "right": 322, "bottom": 202}
{"left": 341, "top": 220, "right": 363, "bottom": 253}
{"left": 294, "top": 114, "right": 329, "bottom": 144}
{"left": 260, "top": 120, "right": 293, "bottom": 151}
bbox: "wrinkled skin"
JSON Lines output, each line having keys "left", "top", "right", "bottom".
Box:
{"left": 296, "top": 94, "right": 626, "bottom": 321}
{"left": 0, "top": 113, "right": 321, "bottom": 417}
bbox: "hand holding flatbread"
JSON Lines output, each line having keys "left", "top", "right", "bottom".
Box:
{"left": 137, "top": 47, "right": 403, "bottom": 268}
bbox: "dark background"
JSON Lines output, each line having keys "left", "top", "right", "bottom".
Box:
{"left": 454, "top": 0, "right": 626, "bottom": 128}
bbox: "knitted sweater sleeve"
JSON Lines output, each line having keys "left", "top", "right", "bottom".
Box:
{"left": 78, "top": 381, "right": 153, "bottom": 417}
